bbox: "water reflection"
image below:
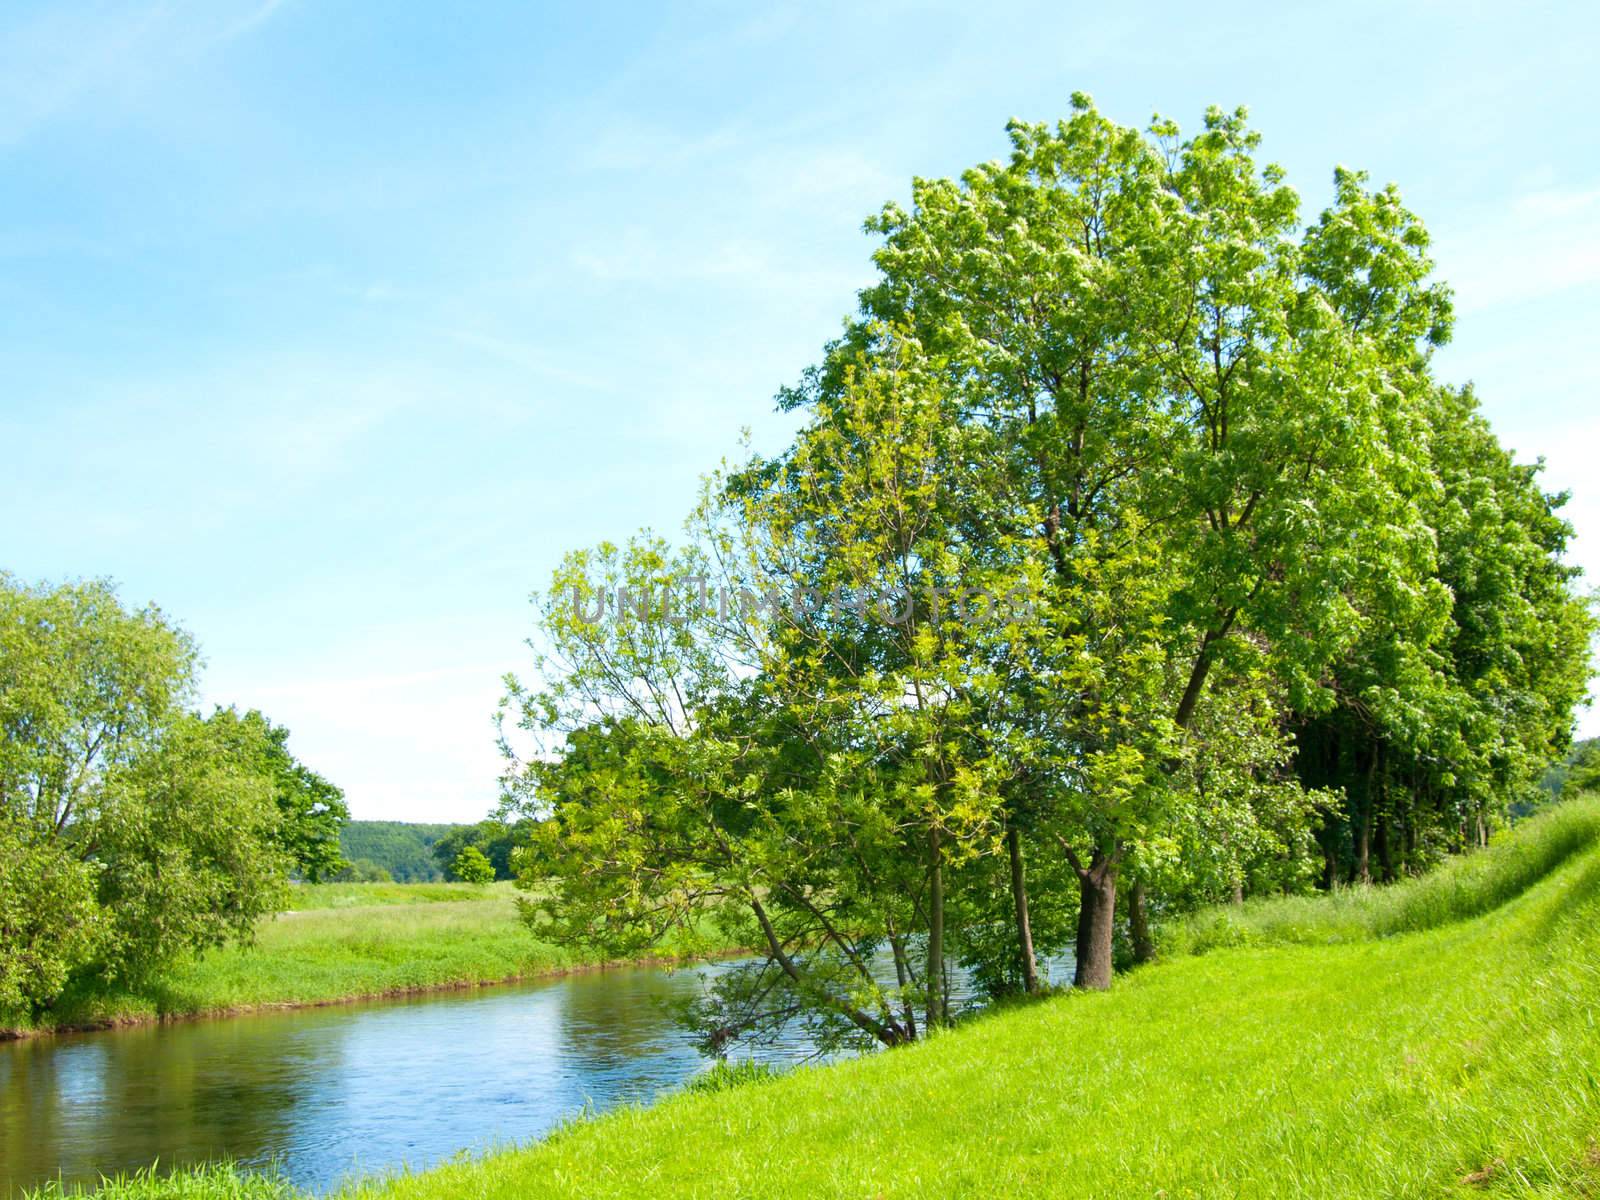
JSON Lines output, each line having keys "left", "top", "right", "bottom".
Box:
{"left": 0, "top": 962, "right": 807, "bottom": 1196}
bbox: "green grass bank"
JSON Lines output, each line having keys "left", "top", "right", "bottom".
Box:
{"left": 7, "top": 880, "right": 727, "bottom": 1038}
{"left": 325, "top": 797, "right": 1600, "bottom": 1199}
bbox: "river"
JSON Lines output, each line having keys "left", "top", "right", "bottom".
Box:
{"left": 0, "top": 953, "right": 1062, "bottom": 1196}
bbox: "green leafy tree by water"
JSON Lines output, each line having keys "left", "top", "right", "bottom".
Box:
{"left": 0, "top": 574, "right": 323, "bottom": 1015}
{"left": 504, "top": 96, "right": 1596, "bottom": 1051}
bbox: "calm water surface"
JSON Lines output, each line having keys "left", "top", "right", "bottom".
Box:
{"left": 0, "top": 963, "right": 811, "bottom": 1196}
{"left": 0, "top": 951, "right": 1070, "bottom": 1196}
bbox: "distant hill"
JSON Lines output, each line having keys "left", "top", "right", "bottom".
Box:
{"left": 340, "top": 821, "right": 466, "bottom": 882}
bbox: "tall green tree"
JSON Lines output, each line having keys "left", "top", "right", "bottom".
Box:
{"left": 509, "top": 96, "right": 1595, "bottom": 1032}
{"left": 779, "top": 97, "right": 1456, "bottom": 984}
{"left": 0, "top": 574, "right": 196, "bottom": 835}
{"left": 503, "top": 534, "right": 943, "bottom": 1049}
{"left": 1293, "top": 383, "right": 1594, "bottom": 880}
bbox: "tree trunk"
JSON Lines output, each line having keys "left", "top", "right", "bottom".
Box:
{"left": 1318, "top": 831, "right": 1338, "bottom": 891}
{"left": 1007, "top": 825, "right": 1040, "bottom": 993}
{"left": 1354, "top": 811, "right": 1371, "bottom": 884}
{"left": 1354, "top": 748, "right": 1376, "bottom": 885}
{"left": 1128, "top": 880, "right": 1154, "bottom": 965}
{"left": 1375, "top": 811, "right": 1393, "bottom": 883}
{"left": 886, "top": 924, "right": 918, "bottom": 1043}
{"left": 1073, "top": 852, "right": 1117, "bottom": 990}
{"left": 926, "top": 825, "right": 946, "bottom": 1027}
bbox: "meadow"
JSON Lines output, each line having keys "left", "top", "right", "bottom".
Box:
{"left": 16, "top": 880, "right": 726, "bottom": 1036}
{"left": 28, "top": 796, "right": 1600, "bottom": 1199}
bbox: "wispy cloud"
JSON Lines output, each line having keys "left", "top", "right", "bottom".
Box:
{"left": 446, "top": 330, "right": 611, "bottom": 392}
{"left": 213, "top": 0, "right": 291, "bottom": 45}
{"left": 1434, "top": 183, "right": 1600, "bottom": 313}
{"left": 0, "top": 0, "right": 290, "bottom": 146}
{"left": 0, "top": 4, "right": 163, "bottom": 145}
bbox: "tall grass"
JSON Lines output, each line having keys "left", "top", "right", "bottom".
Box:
{"left": 1157, "top": 794, "right": 1600, "bottom": 957}
{"left": 283, "top": 881, "right": 516, "bottom": 910}
{"left": 22, "top": 1164, "right": 294, "bottom": 1199}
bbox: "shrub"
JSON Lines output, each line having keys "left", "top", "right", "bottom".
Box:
{"left": 449, "top": 845, "right": 496, "bottom": 886}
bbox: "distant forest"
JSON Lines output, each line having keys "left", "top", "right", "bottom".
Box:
{"left": 1540, "top": 736, "right": 1600, "bottom": 801}
{"left": 339, "top": 821, "right": 462, "bottom": 882}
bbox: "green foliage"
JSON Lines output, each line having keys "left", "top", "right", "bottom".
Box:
{"left": 87, "top": 712, "right": 292, "bottom": 985}
{"left": 431, "top": 819, "right": 526, "bottom": 881}
{"left": 1538, "top": 735, "right": 1597, "bottom": 799}
{"left": 201, "top": 709, "right": 349, "bottom": 883}
{"left": 449, "top": 844, "right": 496, "bottom": 885}
{"left": 0, "top": 575, "right": 307, "bottom": 1019}
{"left": 1291, "top": 385, "right": 1595, "bottom": 885}
{"left": 0, "top": 815, "right": 101, "bottom": 1016}
{"left": 338, "top": 822, "right": 461, "bottom": 882}
{"left": 336, "top": 858, "right": 393, "bottom": 883}
{"left": 0, "top": 574, "right": 197, "bottom": 833}
{"left": 1562, "top": 738, "right": 1600, "bottom": 800}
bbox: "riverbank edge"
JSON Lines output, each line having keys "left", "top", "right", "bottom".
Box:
{"left": 0, "top": 947, "right": 747, "bottom": 1043}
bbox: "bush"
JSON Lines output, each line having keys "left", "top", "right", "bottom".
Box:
{"left": 449, "top": 845, "right": 496, "bottom": 885}
{"left": 333, "top": 858, "right": 393, "bottom": 883}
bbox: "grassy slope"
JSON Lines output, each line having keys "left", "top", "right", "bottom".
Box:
{"left": 1162, "top": 794, "right": 1600, "bottom": 952}
{"left": 339, "top": 797, "right": 1600, "bottom": 1200}
{"left": 22, "top": 881, "right": 725, "bottom": 1035}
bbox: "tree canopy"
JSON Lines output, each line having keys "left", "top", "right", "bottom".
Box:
{"left": 0, "top": 574, "right": 349, "bottom": 1019}
{"left": 504, "top": 98, "right": 1594, "bottom": 1050}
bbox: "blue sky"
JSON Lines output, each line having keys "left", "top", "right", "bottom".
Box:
{"left": 4, "top": 0, "right": 1597, "bottom": 821}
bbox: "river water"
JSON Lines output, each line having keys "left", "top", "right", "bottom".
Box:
{"left": 0, "top": 953, "right": 1062, "bottom": 1196}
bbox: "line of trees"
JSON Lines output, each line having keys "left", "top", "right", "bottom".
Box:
{"left": 0, "top": 574, "right": 348, "bottom": 1023}
{"left": 338, "top": 821, "right": 463, "bottom": 881}
{"left": 431, "top": 818, "right": 529, "bottom": 881}
{"left": 499, "top": 98, "right": 1594, "bottom": 1052}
